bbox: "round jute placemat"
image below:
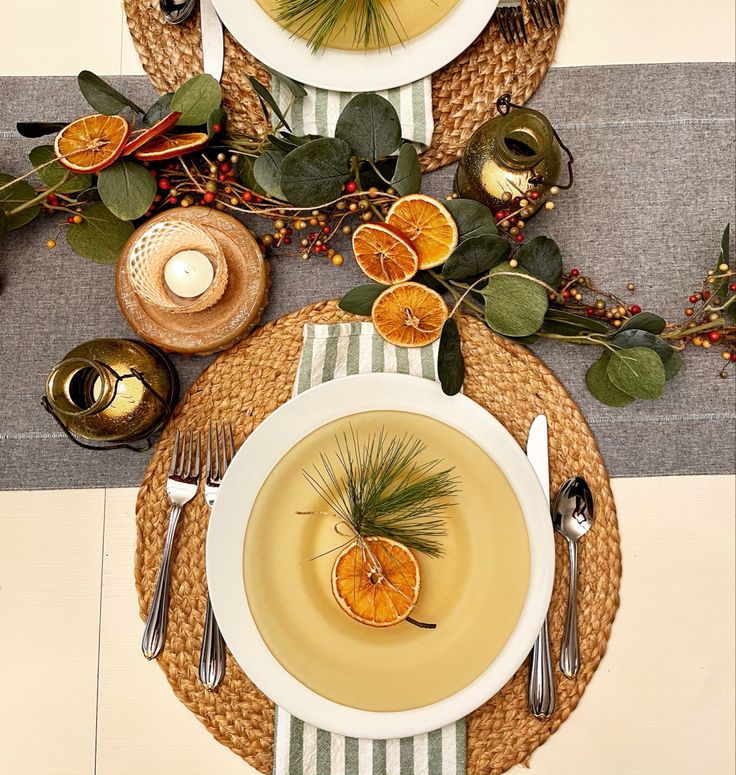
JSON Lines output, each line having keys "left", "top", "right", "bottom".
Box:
{"left": 124, "top": 1, "right": 565, "bottom": 172}
{"left": 134, "top": 300, "right": 621, "bottom": 775}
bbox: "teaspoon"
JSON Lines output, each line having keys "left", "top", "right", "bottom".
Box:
{"left": 552, "top": 476, "right": 594, "bottom": 678}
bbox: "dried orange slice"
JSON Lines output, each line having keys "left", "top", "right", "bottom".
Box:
{"left": 331, "top": 537, "right": 420, "bottom": 627}
{"left": 372, "top": 282, "right": 448, "bottom": 348}
{"left": 122, "top": 112, "right": 182, "bottom": 156}
{"left": 386, "top": 194, "right": 459, "bottom": 269}
{"left": 54, "top": 114, "right": 131, "bottom": 174}
{"left": 352, "top": 222, "right": 419, "bottom": 284}
{"left": 133, "top": 132, "right": 209, "bottom": 161}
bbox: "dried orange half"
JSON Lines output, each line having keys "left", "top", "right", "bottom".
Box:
{"left": 331, "top": 537, "right": 420, "bottom": 627}
{"left": 133, "top": 132, "right": 209, "bottom": 161}
{"left": 54, "top": 114, "right": 131, "bottom": 174}
{"left": 352, "top": 222, "right": 419, "bottom": 284}
{"left": 122, "top": 111, "right": 182, "bottom": 156}
{"left": 372, "top": 282, "right": 448, "bottom": 348}
{"left": 386, "top": 194, "right": 459, "bottom": 269}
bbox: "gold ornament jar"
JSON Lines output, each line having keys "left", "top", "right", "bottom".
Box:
{"left": 455, "top": 99, "right": 570, "bottom": 219}
{"left": 43, "top": 338, "right": 177, "bottom": 450}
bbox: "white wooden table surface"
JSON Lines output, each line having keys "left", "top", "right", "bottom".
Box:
{"left": 1, "top": 2, "right": 735, "bottom": 774}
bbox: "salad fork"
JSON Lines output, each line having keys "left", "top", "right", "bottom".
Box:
{"left": 142, "top": 429, "right": 201, "bottom": 660}
{"left": 527, "top": 0, "right": 560, "bottom": 30}
{"left": 198, "top": 422, "right": 234, "bottom": 690}
{"left": 496, "top": 0, "right": 527, "bottom": 44}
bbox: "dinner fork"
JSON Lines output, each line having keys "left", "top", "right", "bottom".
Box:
{"left": 198, "top": 422, "right": 234, "bottom": 690}
{"left": 142, "top": 429, "right": 201, "bottom": 660}
{"left": 496, "top": 0, "right": 527, "bottom": 45}
{"left": 526, "top": 0, "right": 560, "bottom": 30}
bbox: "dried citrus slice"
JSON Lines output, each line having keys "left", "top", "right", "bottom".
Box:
{"left": 122, "top": 112, "right": 182, "bottom": 156}
{"left": 133, "top": 132, "right": 209, "bottom": 161}
{"left": 372, "top": 282, "right": 448, "bottom": 348}
{"left": 331, "top": 537, "right": 420, "bottom": 627}
{"left": 386, "top": 193, "right": 459, "bottom": 269}
{"left": 352, "top": 222, "right": 419, "bottom": 284}
{"left": 54, "top": 114, "right": 131, "bottom": 174}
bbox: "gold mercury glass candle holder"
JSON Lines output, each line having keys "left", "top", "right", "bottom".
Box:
{"left": 128, "top": 219, "right": 228, "bottom": 313}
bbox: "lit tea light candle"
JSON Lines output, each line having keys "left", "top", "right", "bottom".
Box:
{"left": 163, "top": 250, "right": 214, "bottom": 298}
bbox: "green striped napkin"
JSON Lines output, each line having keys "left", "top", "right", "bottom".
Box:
{"left": 272, "top": 78, "right": 434, "bottom": 149}
{"left": 274, "top": 321, "right": 466, "bottom": 775}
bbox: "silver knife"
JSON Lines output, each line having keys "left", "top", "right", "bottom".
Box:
{"left": 200, "top": 0, "right": 224, "bottom": 82}
{"left": 526, "top": 414, "right": 556, "bottom": 719}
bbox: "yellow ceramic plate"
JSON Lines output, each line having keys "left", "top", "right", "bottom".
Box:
{"left": 207, "top": 374, "right": 554, "bottom": 738}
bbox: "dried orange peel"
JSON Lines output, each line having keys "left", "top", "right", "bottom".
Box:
{"left": 386, "top": 193, "right": 458, "bottom": 269}
{"left": 54, "top": 114, "right": 131, "bottom": 174}
{"left": 352, "top": 222, "right": 419, "bottom": 284}
{"left": 371, "top": 281, "right": 448, "bottom": 347}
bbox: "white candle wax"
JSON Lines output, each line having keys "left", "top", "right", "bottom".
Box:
{"left": 163, "top": 250, "right": 215, "bottom": 298}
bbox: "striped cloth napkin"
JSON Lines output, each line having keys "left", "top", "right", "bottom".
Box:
{"left": 272, "top": 77, "right": 434, "bottom": 149}
{"left": 275, "top": 321, "right": 466, "bottom": 775}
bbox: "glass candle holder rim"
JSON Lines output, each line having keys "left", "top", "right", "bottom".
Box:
{"left": 45, "top": 356, "right": 115, "bottom": 418}
{"left": 495, "top": 108, "right": 555, "bottom": 170}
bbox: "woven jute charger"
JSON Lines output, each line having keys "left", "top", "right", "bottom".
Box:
{"left": 135, "top": 300, "right": 621, "bottom": 775}
{"left": 124, "top": 0, "right": 565, "bottom": 172}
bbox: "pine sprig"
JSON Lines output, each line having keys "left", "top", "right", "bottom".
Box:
{"left": 302, "top": 428, "right": 459, "bottom": 557}
{"left": 276, "top": 0, "right": 405, "bottom": 52}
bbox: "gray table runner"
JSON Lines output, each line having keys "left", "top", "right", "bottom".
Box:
{"left": 0, "top": 64, "right": 734, "bottom": 490}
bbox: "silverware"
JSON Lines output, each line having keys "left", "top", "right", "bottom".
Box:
{"left": 159, "top": 0, "right": 197, "bottom": 25}
{"left": 553, "top": 476, "right": 594, "bottom": 678}
{"left": 198, "top": 422, "right": 234, "bottom": 690}
{"left": 142, "top": 429, "right": 201, "bottom": 660}
{"left": 200, "top": 0, "right": 224, "bottom": 81}
{"left": 527, "top": 0, "right": 560, "bottom": 30}
{"left": 496, "top": 0, "right": 527, "bottom": 45}
{"left": 526, "top": 414, "right": 556, "bottom": 718}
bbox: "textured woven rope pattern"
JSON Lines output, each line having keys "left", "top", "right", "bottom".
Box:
{"left": 134, "top": 300, "right": 620, "bottom": 775}
{"left": 123, "top": 0, "right": 564, "bottom": 171}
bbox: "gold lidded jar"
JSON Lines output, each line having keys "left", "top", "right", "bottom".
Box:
{"left": 455, "top": 107, "right": 562, "bottom": 219}
{"left": 44, "top": 338, "right": 177, "bottom": 447}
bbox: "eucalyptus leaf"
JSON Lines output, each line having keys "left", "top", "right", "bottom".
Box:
{"left": 172, "top": 75, "right": 222, "bottom": 126}
{"left": 414, "top": 270, "right": 445, "bottom": 293}
{"left": 513, "top": 236, "right": 562, "bottom": 288}
{"left": 442, "top": 235, "right": 510, "bottom": 281}
{"left": 720, "top": 223, "right": 730, "bottom": 264}
{"left": 444, "top": 199, "right": 497, "bottom": 241}
{"left": 236, "top": 156, "right": 265, "bottom": 195}
{"left": 267, "top": 133, "right": 298, "bottom": 154}
{"left": 0, "top": 209, "right": 7, "bottom": 238}
{"left": 359, "top": 157, "right": 397, "bottom": 190}
{"left": 612, "top": 328, "right": 674, "bottom": 363}
{"left": 247, "top": 76, "right": 291, "bottom": 130}
{"left": 616, "top": 311, "right": 666, "bottom": 334}
{"left": 263, "top": 65, "right": 307, "bottom": 98}
{"left": 78, "top": 70, "right": 143, "bottom": 115}
{"left": 97, "top": 160, "right": 156, "bottom": 221}
{"left": 280, "top": 138, "right": 351, "bottom": 207}
{"left": 542, "top": 308, "right": 609, "bottom": 336}
{"left": 253, "top": 148, "right": 286, "bottom": 200}
{"left": 335, "top": 93, "right": 401, "bottom": 161}
{"left": 390, "top": 144, "right": 421, "bottom": 196}
{"left": 338, "top": 283, "right": 385, "bottom": 315}
{"left": 483, "top": 264, "right": 549, "bottom": 337}
{"left": 143, "top": 93, "right": 174, "bottom": 126}
{"left": 16, "top": 122, "right": 66, "bottom": 138}
{"left": 281, "top": 132, "right": 321, "bottom": 146}
{"left": 586, "top": 353, "right": 636, "bottom": 407}
{"left": 0, "top": 173, "right": 40, "bottom": 230}
{"left": 66, "top": 202, "right": 134, "bottom": 264}
{"left": 711, "top": 223, "right": 732, "bottom": 301}
{"left": 606, "top": 347, "right": 665, "bottom": 400}
{"left": 29, "top": 146, "right": 91, "bottom": 194}
{"left": 207, "top": 107, "right": 227, "bottom": 137}
{"left": 664, "top": 351, "right": 683, "bottom": 380}
{"left": 438, "top": 318, "right": 465, "bottom": 395}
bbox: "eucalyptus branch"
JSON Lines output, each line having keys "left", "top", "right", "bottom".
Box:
{"left": 8, "top": 173, "right": 73, "bottom": 215}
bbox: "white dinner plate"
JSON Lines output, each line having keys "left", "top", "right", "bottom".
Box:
{"left": 210, "top": 0, "right": 499, "bottom": 92}
{"left": 206, "top": 373, "right": 554, "bottom": 738}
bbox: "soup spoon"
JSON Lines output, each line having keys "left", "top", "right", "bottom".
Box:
{"left": 160, "top": 0, "right": 197, "bottom": 24}
{"left": 553, "top": 476, "right": 594, "bottom": 678}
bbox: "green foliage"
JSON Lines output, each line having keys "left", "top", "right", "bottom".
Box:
{"left": 542, "top": 308, "right": 609, "bottom": 336}
{"left": 263, "top": 65, "right": 307, "bottom": 98}
{"left": 16, "top": 122, "right": 66, "bottom": 138}
{"left": 338, "top": 283, "right": 385, "bottom": 315}
{"left": 280, "top": 137, "right": 352, "bottom": 207}
{"left": 253, "top": 148, "right": 287, "bottom": 200}
{"left": 78, "top": 71, "right": 143, "bottom": 115}
{"left": 586, "top": 353, "right": 635, "bottom": 407}
{"left": 0, "top": 209, "right": 7, "bottom": 238}
{"left": 483, "top": 264, "right": 549, "bottom": 337}
{"left": 438, "top": 318, "right": 464, "bottom": 396}
{"left": 97, "top": 160, "right": 156, "bottom": 221}
{"left": 606, "top": 347, "right": 665, "bottom": 400}
{"left": 248, "top": 76, "right": 292, "bottom": 130}
{"left": 143, "top": 93, "right": 174, "bottom": 126}
{"left": 513, "top": 236, "right": 563, "bottom": 288}
{"left": 335, "top": 93, "right": 401, "bottom": 161}
{"left": 617, "top": 311, "right": 666, "bottom": 334}
{"left": 207, "top": 107, "right": 227, "bottom": 138}
{"left": 29, "top": 146, "right": 91, "bottom": 194}
{"left": 390, "top": 144, "right": 421, "bottom": 196}
{"left": 0, "top": 173, "right": 40, "bottom": 230}
{"left": 171, "top": 74, "right": 222, "bottom": 126}
{"left": 611, "top": 328, "right": 675, "bottom": 364}
{"left": 443, "top": 235, "right": 510, "bottom": 281}
{"left": 66, "top": 202, "right": 134, "bottom": 264}
{"left": 444, "top": 199, "right": 498, "bottom": 241}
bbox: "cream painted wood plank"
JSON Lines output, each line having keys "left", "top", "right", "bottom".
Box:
{"left": 95, "top": 488, "right": 256, "bottom": 775}
{"left": 120, "top": 2, "right": 146, "bottom": 76}
{"left": 508, "top": 474, "right": 736, "bottom": 775}
{"left": 0, "top": 488, "right": 105, "bottom": 775}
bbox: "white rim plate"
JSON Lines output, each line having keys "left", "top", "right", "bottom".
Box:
{"left": 210, "top": 0, "right": 499, "bottom": 92}
{"left": 206, "top": 373, "right": 554, "bottom": 738}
